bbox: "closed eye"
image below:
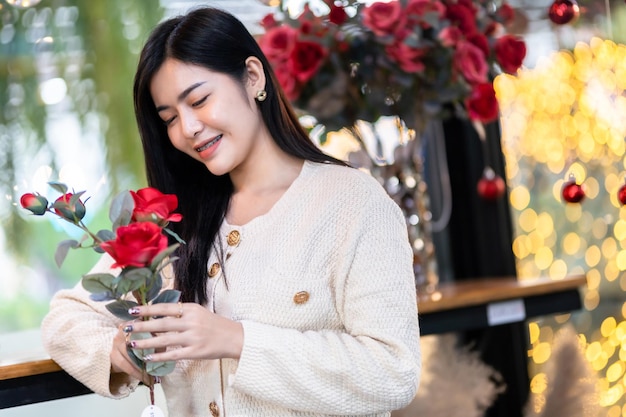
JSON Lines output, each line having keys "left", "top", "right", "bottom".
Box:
{"left": 164, "top": 115, "right": 177, "bottom": 126}
{"left": 192, "top": 96, "right": 208, "bottom": 107}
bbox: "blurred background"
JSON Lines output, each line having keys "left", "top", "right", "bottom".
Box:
{"left": 2, "top": 0, "right": 626, "bottom": 415}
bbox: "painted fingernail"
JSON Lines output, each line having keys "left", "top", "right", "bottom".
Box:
{"left": 123, "top": 324, "right": 133, "bottom": 333}
{"left": 128, "top": 307, "right": 140, "bottom": 315}
{"left": 154, "top": 376, "right": 161, "bottom": 384}
{"left": 143, "top": 354, "right": 153, "bottom": 362}
{"left": 126, "top": 340, "right": 137, "bottom": 348}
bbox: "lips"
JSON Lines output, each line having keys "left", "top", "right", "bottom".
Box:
{"left": 195, "top": 134, "right": 222, "bottom": 152}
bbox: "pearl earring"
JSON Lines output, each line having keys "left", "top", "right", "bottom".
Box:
{"left": 255, "top": 90, "right": 267, "bottom": 102}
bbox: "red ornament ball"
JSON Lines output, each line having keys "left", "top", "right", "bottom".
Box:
{"left": 477, "top": 167, "right": 506, "bottom": 201}
{"left": 562, "top": 180, "right": 585, "bottom": 203}
{"left": 618, "top": 183, "right": 626, "bottom": 205}
{"left": 548, "top": 0, "right": 580, "bottom": 25}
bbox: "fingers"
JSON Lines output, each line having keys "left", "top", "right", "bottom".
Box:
{"left": 128, "top": 302, "right": 186, "bottom": 320}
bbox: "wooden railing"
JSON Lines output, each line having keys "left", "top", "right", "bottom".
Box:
{"left": 0, "top": 274, "right": 587, "bottom": 410}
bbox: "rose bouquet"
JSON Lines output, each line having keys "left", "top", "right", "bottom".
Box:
{"left": 20, "top": 183, "right": 185, "bottom": 382}
{"left": 258, "top": 0, "right": 527, "bottom": 135}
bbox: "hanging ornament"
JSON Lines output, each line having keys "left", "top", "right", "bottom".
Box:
{"left": 548, "top": 0, "right": 580, "bottom": 25}
{"left": 561, "top": 174, "right": 585, "bottom": 203}
{"left": 618, "top": 178, "right": 626, "bottom": 205}
{"left": 477, "top": 167, "right": 506, "bottom": 201}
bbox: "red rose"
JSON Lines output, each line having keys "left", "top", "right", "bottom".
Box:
{"left": 260, "top": 26, "right": 298, "bottom": 62}
{"left": 445, "top": 2, "right": 477, "bottom": 33}
{"left": 497, "top": 2, "right": 515, "bottom": 25}
{"left": 466, "top": 32, "right": 489, "bottom": 58}
{"left": 53, "top": 193, "right": 86, "bottom": 222}
{"left": 454, "top": 41, "right": 488, "bottom": 85}
{"left": 465, "top": 83, "right": 499, "bottom": 123}
{"left": 274, "top": 62, "right": 300, "bottom": 101}
{"left": 100, "top": 222, "right": 168, "bottom": 269}
{"left": 20, "top": 193, "right": 48, "bottom": 215}
{"left": 386, "top": 40, "right": 426, "bottom": 73}
{"left": 405, "top": 0, "right": 445, "bottom": 28}
{"left": 260, "top": 13, "right": 278, "bottom": 29}
{"left": 288, "top": 40, "right": 327, "bottom": 83}
{"left": 131, "top": 187, "right": 182, "bottom": 225}
{"left": 495, "top": 35, "right": 526, "bottom": 74}
{"left": 329, "top": 4, "right": 349, "bottom": 25}
{"left": 438, "top": 26, "right": 463, "bottom": 47}
{"left": 362, "top": 1, "right": 402, "bottom": 37}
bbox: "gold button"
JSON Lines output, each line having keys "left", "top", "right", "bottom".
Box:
{"left": 227, "top": 230, "right": 241, "bottom": 246}
{"left": 293, "top": 291, "right": 310, "bottom": 304}
{"left": 209, "top": 401, "right": 220, "bottom": 417}
{"left": 208, "top": 263, "right": 221, "bottom": 278}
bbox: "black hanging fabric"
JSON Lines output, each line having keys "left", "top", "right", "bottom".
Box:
{"left": 425, "top": 115, "right": 529, "bottom": 417}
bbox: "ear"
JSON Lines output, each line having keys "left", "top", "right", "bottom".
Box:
{"left": 245, "top": 56, "right": 266, "bottom": 92}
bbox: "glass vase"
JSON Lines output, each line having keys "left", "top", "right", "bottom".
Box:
{"left": 344, "top": 117, "right": 440, "bottom": 296}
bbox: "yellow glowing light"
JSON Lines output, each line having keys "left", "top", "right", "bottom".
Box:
{"left": 603, "top": 317, "right": 618, "bottom": 338}
{"left": 532, "top": 342, "right": 551, "bottom": 364}
{"left": 529, "top": 373, "right": 547, "bottom": 394}
{"left": 585, "top": 245, "right": 602, "bottom": 267}
{"left": 512, "top": 235, "right": 531, "bottom": 259}
{"left": 519, "top": 209, "right": 538, "bottom": 232}
{"left": 510, "top": 186, "right": 531, "bottom": 211}
{"left": 594, "top": 218, "right": 610, "bottom": 240}
{"left": 536, "top": 212, "right": 554, "bottom": 238}
{"left": 615, "top": 220, "right": 626, "bottom": 240}
{"left": 563, "top": 233, "right": 581, "bottom": 255}
{"left": 584, "top": 289, "right": 600, "bottom": 311}
{"left": 565, "top": 202, "right": 583, "bottom": 222}
{"left": 608, "top": 261, "right": 621, "bottom": 281}
{"left": 549, "top": 259, "right": 567, "bottom": 279}
{"left": 587, "top": 269, "right": 601, "bottom": 290}
{"left": 608, "top": 362, "right": 625, "bottom": 383}
{"left": 529, "top": 322, "right": 540, "bottom": 344}
{"left": 534, "top": 247, "right": 554, "bottom": 270}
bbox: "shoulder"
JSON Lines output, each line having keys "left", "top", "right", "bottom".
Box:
{"left": 303, "top": 160, "right": 385, "bottom": 198}
{"left": 301, "top": 161, "right": 403, "bottom": 221}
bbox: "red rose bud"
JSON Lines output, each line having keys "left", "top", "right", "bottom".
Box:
{"left": 329, "top": 5, "right": 348, "bottom": 25}
{"left": 99, "top": 222, "right": 169, "bottom": 269}
{"left": 131, "top": 187, "right": 182, "bottom": 225}
{"left": 20, "top": 193, "right": 48, "bottom": 215}
{"left": 53, "top": 193, "right": 86, "bottom": 222}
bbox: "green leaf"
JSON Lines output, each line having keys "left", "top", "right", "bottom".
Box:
{"left": 150, "top": 243, "right": 180, "bottom": 270}
{"left": 69, "top": 191, "right": 86, "bottom": 205}
{"left": 151, "top": 289, "right": 181, "bottom": 305}
{"left": 89, "top": 291, "right": 116, "bottom": 302}
{"left": 163, "top": 227, "right": 186, "bottom": 245}
{"left": 105, "top": 299, "right": 139, "bottom": 321}
{"left": 82, "top": 273, "right": 116, "bottom": 293}
{"left": 146, "top": 360, "right": 176, "bottom": 377}
{"left": 109, "top": 190, "right": 134, "bottom": 228}
{"left": 145, "top": 273, "right": 162, "bottom": 302}
{"left": 96, "top": 229, "right": 115, "bottom": 242}
{"left": 48, "top": 181, "right": 68, "bottom": 194}
{"left": 126, "top": 345, "right": 145, "bottom": 370}
{"left": 122, "top": 267, "right": 153, "bottom": 281}
{"left": 55, "top": 239, "right": 80, "bottom": 268}
{"left": 116, "top": 275, "right": 147, "bottom": 296}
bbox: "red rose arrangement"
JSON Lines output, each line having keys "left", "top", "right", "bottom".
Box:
{"left": 20, "top": 182, "right": 184, "bottom": 379}
{"left": 259, "top": 0, "right": 527, "bottom": 134}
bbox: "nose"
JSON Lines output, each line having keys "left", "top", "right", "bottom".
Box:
{"left": 179, "top": 111, "right": 202, "bottom": 138}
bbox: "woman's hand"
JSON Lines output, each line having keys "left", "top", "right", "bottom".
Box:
{"left": 110, "top": 325, "right": 152, "bottom": 384}
{"left": 122, "top": 302, "right": 244, "bottom": 363}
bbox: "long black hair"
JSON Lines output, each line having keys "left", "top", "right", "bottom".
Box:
{"left": 133, "top": 7, "right": 347, "bottom": 304}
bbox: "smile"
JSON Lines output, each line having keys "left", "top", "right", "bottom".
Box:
{"left": 195, "top": 135, "right": 222, "bottom": 152}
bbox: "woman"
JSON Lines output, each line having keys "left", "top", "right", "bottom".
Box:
{"left": 42, "top": 7, "right": 420, "bottom": 417}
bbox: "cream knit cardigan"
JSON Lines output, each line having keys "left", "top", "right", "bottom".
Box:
{"left": 42, "top": 161, "right": 421, "bottom": 417}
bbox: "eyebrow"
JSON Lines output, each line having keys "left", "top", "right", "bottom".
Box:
{"left": 155, "top": 81, "right": 206, "bottom": 112}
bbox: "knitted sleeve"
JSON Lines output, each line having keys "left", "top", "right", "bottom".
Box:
{"left": 40, "top": 255, "right": 140, "bottom": 398}
{"left": 232, "top": 188, "right": 421, "bottom": 414}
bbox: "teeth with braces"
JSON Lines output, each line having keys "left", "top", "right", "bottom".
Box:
{"left": 196, "top": 135, "right": 222, "bottom": 152}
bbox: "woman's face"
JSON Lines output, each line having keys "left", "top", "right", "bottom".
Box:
{"left": 150, "top": 58, "right": 265, "bottom": 177}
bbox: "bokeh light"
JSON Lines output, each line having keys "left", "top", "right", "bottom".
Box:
{"left": 497, "top": 37, "right": 626, "bottom": 411}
